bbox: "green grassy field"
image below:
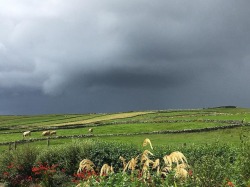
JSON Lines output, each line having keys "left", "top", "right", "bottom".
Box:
{"left": 0, "top": 107, "right": 249, "bottom": 152}
{"left": 1, "top": 107, "right": 250, "bottom": 187}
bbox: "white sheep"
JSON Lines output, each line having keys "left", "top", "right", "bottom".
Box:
{"left": 88, "top": 128, "right": 93, "bottom": 133}
{"left": 50, "top": 130, "right": 57, "bottom": 136}
{"left": 42, "top": 130, "right": 50, "bottom": 136}
{"left": 23, "top": 131, "right": 31, "bottom": 138}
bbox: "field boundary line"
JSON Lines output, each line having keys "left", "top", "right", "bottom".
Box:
{"left": 0, "top": 119, "right": 245, "bottom": 135}
{"left": 0, "top": 123, "right": 248, "bottom": 146}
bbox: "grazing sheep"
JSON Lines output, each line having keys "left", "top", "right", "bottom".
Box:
{"left": 88, "top": 128, "right": 93, "bottom": 133}
{"left": 42, "top": 130, "right": 50, "bottom": 136}
{"left": 23, "top": 131, "right": 31, "bottom": 138}
{"left": 50, "top": 130, "right": 57, "bottom": 136}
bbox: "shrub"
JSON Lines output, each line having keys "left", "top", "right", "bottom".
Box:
{"left": 235, "top": 133, "right": 250, "bottom": 186}
{"left": 31, "top": 162, "right": 69, "bottom": 187}
{"left": 35, "top": 139, "right": 94, "bottom": 175}
{"left": 0, "top": 138, "right": 249, "bottom": 186}
{"left": 0, "top": 145, "right": 39, "bottom": 187}
{"left": 85, "top": 141, "right": 142, "bottom": 171}
{"left": 74, "top": 138, "right": 191, "bottom": 187}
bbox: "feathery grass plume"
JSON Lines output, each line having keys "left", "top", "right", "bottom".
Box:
{"left": 141, "top": 150, "right": 154, "bottom": 163}
{"left": 142, "top": 159, "right": 154, "bottom": 172}
{"left": 76, "top": 182, "right": 90, "bottom": 187}
{"left": 76, "top": 179, "right": 94, "bottom": 187}
{"left": 162, "top": 166, "right": 172, "bottom": 173}
{"left": 119, "top": 156, "right": 127, "bottom": 169}
{"left": 75, "top": 176, "right": 100, "bottom": 187}
{"left": 152, "top": 159, "right": 160, "bottom": 174}
{"left": 174, "top": 164, "right": 188, "bottom": 180}
{"left": 142, "top": 138, "right": 153, "bottom": 150}
{"left": 177, "top": 163, "right": 188, "bottom": 169}
{"left": 161, "top": 165, "right": 173, "bottom": 178}
{"left": 76, "top": 183, "right": 82, "bottom": 187}
{"left": 163, "top": 155, "right": 172, "bottom": 167}
{"left": 77, "top": 159, "right": 95, "bottom": 173}
{"left": 143, "top": 150, "right": 154, "bottom": 156}
{"left": 123, "top": 155, "right": 139, "bottom": 173}
{"left": 142, "top": 159, "right": 154, "bottom": 179}
{"left": 163, "top": 151, "right": 188, "bottom": 167}
{"left": 100, "top": 164, "right": 114, "bottom": 176}
{"left": 140, "top": 150, "right": 155, "bottom": 179}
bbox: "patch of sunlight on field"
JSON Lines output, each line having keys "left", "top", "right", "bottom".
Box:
{"left": 53, "top": 111, "right": 154, "bottom": 126}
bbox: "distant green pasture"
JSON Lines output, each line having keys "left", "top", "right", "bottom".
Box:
{"left": 85, "top": 121, "right": 231, "bottom": 135}
{"left": 103, "top": 109, "right": 250, "bottom": 123}
{"left": 104, "top": 110, "right": 207, "bottom": 123}
{"left": 0, "top": 121, "right": 231, "bottom": 143}
{"left": 1, "top": 107, "right": 250, "bottom": 153}
{"left": 94, "top": 126, "right": 250, "bottom": 147}
{"left": 168, "top": 113, "right": 250, "bottom": 121}
{"left": 1, "top": 126, "right": 248, "bottom": 153}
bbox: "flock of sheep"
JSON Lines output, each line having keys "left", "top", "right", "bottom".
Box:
{"left": 22, "top": 128, "right": 94, "bottom": 138}
{"left": 22, "top": 130, "right": 57, "bottom": 138}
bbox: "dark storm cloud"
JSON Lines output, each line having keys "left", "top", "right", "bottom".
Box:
{"left": 1, "top": 0, "right": 250, "bottom": 114}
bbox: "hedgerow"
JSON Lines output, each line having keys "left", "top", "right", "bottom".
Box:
{"left": 0, "top": 138, "right": 249, "bottom": 186}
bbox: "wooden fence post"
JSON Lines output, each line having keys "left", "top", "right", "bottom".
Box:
{"left": 47, "top": 137, "right": 50, "bottom": 147}
{"left": 14, "top": 141, "right": 17, "bottom": 150}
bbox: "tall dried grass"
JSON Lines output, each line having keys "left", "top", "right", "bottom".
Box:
{"left": 142, "top": 138, "right": 153, "bottom": 150}
{"left": 100, "top": 164, "right": 114, "bottom": 176}
{"left": 119, "top": 156, "right": 127, "bottom": 169}
{"left": 123, "top": 155, "right": 139, "bottom": 173}
{"left": 163, "top": 151, "right": 188, "bottom": 167}
{"left": 77, "top": 159, "right": 95, "bottom": 173}
{"left": 76, "top": 138, "right": 190, "bottom": 186}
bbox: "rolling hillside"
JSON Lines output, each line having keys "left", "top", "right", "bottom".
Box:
{"left": 0, "top": 107, "right": 250, "bottom": 149}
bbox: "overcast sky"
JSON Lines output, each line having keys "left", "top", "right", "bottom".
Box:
{"left": 1, "top": 0, "right": 250, "bottom": 115}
